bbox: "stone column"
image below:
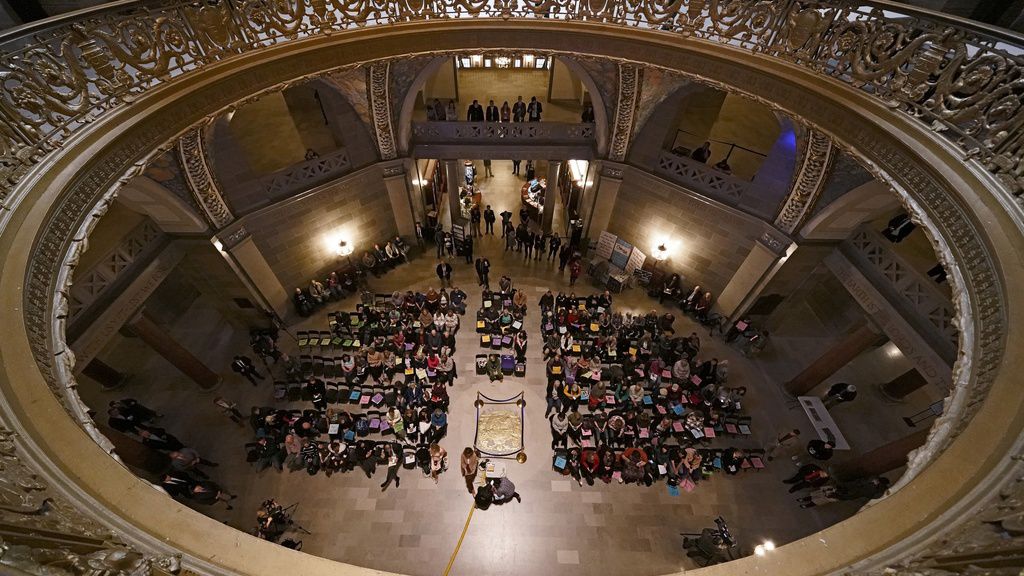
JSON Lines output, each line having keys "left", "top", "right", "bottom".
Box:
{"left": 443, "top": 159, "right": 462, "bottom": 227}
{"left": 784, "top": 324, "right": 886, "bottom": 396}
{"left": 880, "top": 368, "right": 929, "bottom": 401}
{"left": 80, "top": 358, "right": 130, "bottom": 390}
{"left": 834, "top": 428, "right": 930, "bottom": 480}
{"left": 218, "top": 230, "right": 291, "bottom": 320}
{"left": 586, "top": 163, "right": 623, "bottom": 236}
{"left": 125, "top": 310, "right": 221, "bottom": 390}
{"left": 543, "top": 160, "right": 563, "bottom": 234}
{"left": 717, "top": 231, "right": 792, "bottom": 318}
{"left": 381, "top": 161, "right": 416, "bottom": 239}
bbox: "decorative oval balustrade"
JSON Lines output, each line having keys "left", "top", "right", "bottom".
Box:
{"left": 252, "top": 146, "right": 353, "bottom": 205}
{"left": 0, "top": 0, "right": 1021, "bottom": 206}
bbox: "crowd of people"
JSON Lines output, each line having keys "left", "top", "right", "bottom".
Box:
{"left": 244, "top": 288, "right": 472, "bottom": 492}
{"left": 475, "top": 278, "right": 530, "bottom": 380}
{"left": 291, "top": 236, "right": 411, "bottom": 317}
{"left": 106, "top": 399, "right": 238, "bottom": 510}
{"left": 541, "top": 291, "right": 762, "bottom": 491}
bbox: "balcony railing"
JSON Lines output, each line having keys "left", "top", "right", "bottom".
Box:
{"left": 656, "top": 150, "right": 751, "bottom": 205}
{"left": 411, "top": 121, "right": 596, "bottom": 144}
{"left": 0, "top": 0, "right": 1020, "bottom": 204}
{"left": 251, "top": 147, "right": 352, "bottom": 203}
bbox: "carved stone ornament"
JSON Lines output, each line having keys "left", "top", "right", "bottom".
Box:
{"left": 369, "top": 62, "right": 398, "bottom": 160}
{"left": 775, "top": 130, "right": 835, "bottom": 235}
{"left": 177, "top": 128, "right": 234, "bottom": 230}
{"left": 608, "top": 64, "right": 640, "bottom": 162}
{"left": 0, "top": 538, "right": 181, "bottom": 576}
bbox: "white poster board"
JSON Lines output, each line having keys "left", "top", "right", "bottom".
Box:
{"left": 611, "top": 238, "right": 632, "bottom": 270}
{"left": 596, "top": 231, "right": 617, "bottom": 260}
{"left": 625, "top": 247, "right": 646, "bottom": 276}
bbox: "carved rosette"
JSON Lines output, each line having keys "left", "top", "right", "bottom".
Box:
{"left": 609, "top": 64, "right": 641, "bottom": 162}
{"left": 369, "top": 62, "right": 398, "bottom": 160}
{"left": 775, "top": 130, "right": 834, "bottom": 235}
{"left": 177, "top": 128, "right": 234, "bottom": 230}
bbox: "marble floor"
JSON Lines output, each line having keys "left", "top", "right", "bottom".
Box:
{"left": 77, "top": 166, "right": 932, "bottom": 575}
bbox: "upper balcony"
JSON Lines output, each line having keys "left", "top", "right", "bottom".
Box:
{"left": 410, "top": 120, "right": 598, "bottom": 159}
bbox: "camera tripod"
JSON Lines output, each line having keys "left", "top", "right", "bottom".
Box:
{"left": 278, "top": 502, "right": 312, "bottom": 535}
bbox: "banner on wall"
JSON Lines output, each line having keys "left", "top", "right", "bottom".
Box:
{"left": 611, "top": 238, "right": 632, "bottom": 270}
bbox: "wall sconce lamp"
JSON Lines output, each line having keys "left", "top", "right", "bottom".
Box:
{"left": 337, "top": 239, "right": 354, "bottom": 264}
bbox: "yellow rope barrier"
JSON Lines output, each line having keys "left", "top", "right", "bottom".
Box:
{"left": 442, "top": 500, "right": 477, "bottom": 576}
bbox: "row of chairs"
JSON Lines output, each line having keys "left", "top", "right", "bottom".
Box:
{"left": 272, "top": 379, "right": 445, "bottom": 406}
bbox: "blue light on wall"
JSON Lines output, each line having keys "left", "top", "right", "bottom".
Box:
{"left": 781, "top": 129, "right": 797, "bottom": 151}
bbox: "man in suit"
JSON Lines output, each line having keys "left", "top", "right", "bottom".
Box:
{"left": 232, "top": 355, "right": 263, "bottom": 386}
{"left": 467, "top": 99, "right": 484, "bottom": 121}
{"left": 512, "top": 159, "right": 521, "bottom": 175}
{"left": 485, "top": 100, "right": 499, "bottom": 122}
{"left": 512, "top": 96, "right": 526, "bottom": 122}
{"left": 483, "top": 204, "right": 496, "bottom": 235}
{"left": 527, "top": 96, "right": 543, "bottom": 122}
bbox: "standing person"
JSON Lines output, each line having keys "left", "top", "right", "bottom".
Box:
{"left": 470, "top": 204, "right": 483, "bottom": 237}
{"left": 534, "top": 233, "right": 545, "bottom": 261}
{"left": 435, "top": 224, "right": 446, "bottom": 258}
{"left": 445, "top": 100, "right": 457, "bottom": 121}
{"left": 232, "top": 355, "right": 262, "bottom": 386}
{"left": 548, "top": 234, "right": 561, "bottom": 261}
{"left": 436, "top": 259, "right": 452, "bottom": 287}
{"left": 527, "top": 96, "right": 543, "bottom": 122}
{"left": 512, "top": 96, "right": 526, "bottom": 122}
{"left": 822, "top": 382, "right": 858, "bottom": 408}
{"left": 485, "top": 100, "right": 499, "bottom": 122}
{"left": 525, "top": 160, "right": 536, "bottom": 180}
{"left": 500, "top": 209, "right": 513, "bottom": 235}
{"left": 380, "top": 444, "right": 401, "bottom": 492}
{"left": 500, "top": 101, "right": 511, "bottom": 123}
{"left": 213, "top": 397, "right": 245, "bottom": 426}
{"left": 558, "top": 243, "right": 571, "bottom": 272}
{"left": 467, "top": 99, "right": 484, "bottom": 121}
{"left": 511, "top": 159, "right": 521, "bottom": 175}
{"left": 523, "top": 230, "right": 534, "bottom": 260}
{"left": 460, "top": 447, "right": 479, "bottom": 494}
{"left": 581, "top": 105, "right": 595, "bottom": 123}
{"left": 569, "top": 258, "right": 582, "bottom": 286}
{"left": 483, "top": 158, "right": 493, "bottom": 178}
{"left": 691, "top": 141, "right": 712, "bottom": 163}
{"left": 765, "top": 428, "right": 801, "bottom": 461}
{"left": 479, "top": 257, "right": 491, "bottom": 289}
{"left": 475, "top": 258, "right": 485, "bottom": 287}
{"left": 484, "top": 204, "right": 496, "bottom": 235}
{"left": 429, "top": 443, "right": 448, "bottom": 483}
{"left": 433, "top": 98, "right": 445, "bottom": 122}
{"left": 463, "top": 235, "right": 474, "bottom": 264}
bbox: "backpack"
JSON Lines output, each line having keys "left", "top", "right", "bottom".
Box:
{"left": 355, "top": 419, "right": 370, "bottom": 437}
{"left": 475, "top": 485, "right": 494, "bottom": 510}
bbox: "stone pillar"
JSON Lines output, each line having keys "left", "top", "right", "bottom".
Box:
{"left": 218, "top": 230, "right": 291, "bottom": 320}
{"left": 443, "top": 159, "right": 462, "bottom": 227}
{"left": 880, "top": 368, "right": 929, "bottom": 400}
{"left": 834, "top": 428, "right": 930, "bottom": 480}
{"left": 543, "top": 160, "right": 562, "bottom": 234}
{"left": 80, "top": 358, "right": 129, "bottom": 390}
{"left": 125, "top": 310, "right": 221, "bottom": 390}
{"left": 717, "top": 232, "right": 791, "bottom": 318}
{"left": 381, "top": 161, "right": 416, "bottom": 239}
{"left": 586, "top": 163, "right": 623, "bottom": 236}
{"left": 784, "top": 324, "right": 886, "bottom": 396}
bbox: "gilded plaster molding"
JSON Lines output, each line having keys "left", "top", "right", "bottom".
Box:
{"left": 774, "top": 130, "right": 835, "bottom": 235}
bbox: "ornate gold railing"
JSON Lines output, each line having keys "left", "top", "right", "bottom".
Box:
{"left": 0, "top": 0, "right": 1021, "bottom": 204}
